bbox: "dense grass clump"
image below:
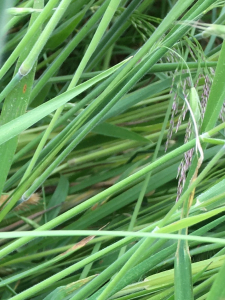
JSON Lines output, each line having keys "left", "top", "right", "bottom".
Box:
{"left": 0, "top": 0, "right": 225, "bottom": 299}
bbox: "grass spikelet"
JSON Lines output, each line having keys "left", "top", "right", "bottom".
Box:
{"left": 179, "top": 20, "right": 225, "bottom": 39}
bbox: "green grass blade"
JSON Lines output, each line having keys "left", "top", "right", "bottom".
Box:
{"left": 0, "top": 0, "right": 44, "bottom": 196}
{"left": 206, "top": 259, "right": 225, "bottom": 300}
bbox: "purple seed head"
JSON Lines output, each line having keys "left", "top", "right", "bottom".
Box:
{"left": 175, "top": 71, "right": 215, "bottom": 201}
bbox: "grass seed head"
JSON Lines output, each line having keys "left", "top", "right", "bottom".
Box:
{"left": 202, "top": 24, "right": 225, "bottom": 39}
{"left": 179, "top": 20, "right": 225, "bottom": 39}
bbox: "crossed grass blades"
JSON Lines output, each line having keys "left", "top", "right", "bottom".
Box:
{"left": 1, "top": 1, "right": 225, "bottom": 300}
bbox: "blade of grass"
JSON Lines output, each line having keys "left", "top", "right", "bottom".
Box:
{"left": 0, "top": 0, "right": 59, "bottom": 80}
{"left": 0, "top": 0, "right": 44, "bottom": 197}
{"left": 20, "top": 0, "right": 122, "bottom": 183}
{"left": 30, "top": 0, "right": 111, "bottom": 102}
{"left": 0, "top": 121, "right": 224, "bottom": 259}
{"left": 0, "top": 0, "right": 73, "bottom": 103}
{"left": 206, "top": 259, "right": 225, "bottom": 300}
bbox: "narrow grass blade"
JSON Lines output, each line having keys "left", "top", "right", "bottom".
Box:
{"left": 206, "top": 259, "right": 225, "bottom": 300}
{"left": 0, "top": 0, "right": 44, "bottom": 196}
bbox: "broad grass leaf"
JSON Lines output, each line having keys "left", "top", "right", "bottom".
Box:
{"left": 46, "top": 1, "right": 92, "bottom": 50}
{"left": 0, "top": 0, "right": 44, "bottom": 196}
{"left": 43, "top": 276, "right": 97, "bottom": 300}
{"left": 93, "top": 123, "right": 149, "bottom": 143}
{"left": 0, "top": 0, "right": 14, "bottom": 64}
{"left": 206, "top": 259, "right": 225, "bottom": 300}
{"left": 105, "top": 77, "right": 173, "bottom": 119}
{"left": 196, "top": 178, "right": 225, "bottom": 209}
{"left": 45, "top": 175, "right": 69, "bottom": 222}
{"left": 66, "top": 162, "right": 179, "bottom": 230}
{"left": 0, "top": 61, "right": 127, "bottom": 146}
{"left": 160, "top": 207, "right": 225, "bottom": 234}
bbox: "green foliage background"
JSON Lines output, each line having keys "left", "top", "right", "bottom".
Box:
{"left": 0, "top": 0, "right": 225, "bottom": 299}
